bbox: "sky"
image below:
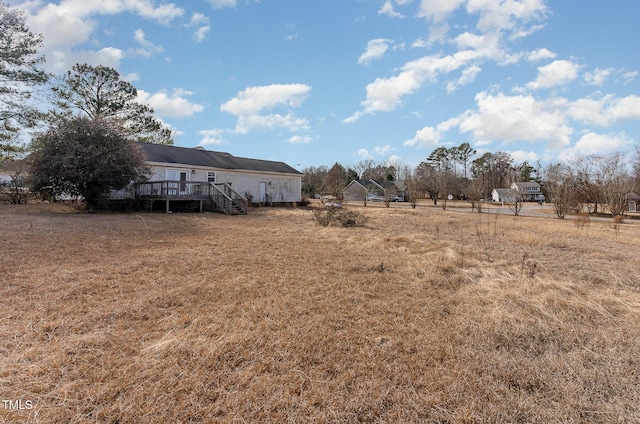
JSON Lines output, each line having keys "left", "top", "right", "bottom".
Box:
{"left": 8, "top": 0, "right": 640, "bottom": 170}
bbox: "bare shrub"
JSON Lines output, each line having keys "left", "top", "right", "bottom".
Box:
{"left": 521, "top": 252, "right": 539, "bottom": 281}
{"left": 574, "top": 212, "right": 591, "bottom": 230}
{"left": 299, "top": 196, "right": 311, "bottom": 207}
{"left": 475, "top": 213, "right": 499, "bottom": 262}
{"left": 313, "top": 205, "right": 368, "bottom": 227}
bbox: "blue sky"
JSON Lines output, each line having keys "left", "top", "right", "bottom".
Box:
{"left": 10, "top": 0, "right": 640, "bottom": 170}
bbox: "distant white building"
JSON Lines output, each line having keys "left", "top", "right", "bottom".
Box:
{"left": 511, "top": 182, "right": 544, "bottom": 201}
{"left": 492, "top": 182, "right": 544, "bottom": 203}
{"left": 491, "top": 188, "right": 518, "bottom": 203}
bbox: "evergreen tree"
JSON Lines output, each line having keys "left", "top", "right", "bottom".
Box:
{"left": 0, "top": 2, "right": 48, "bottom": 159}
{"left": 51, "top": 64, "right": 173, "bottom": 144}
{"left": 29, "top": 117, "right": 149, "bottom": 208}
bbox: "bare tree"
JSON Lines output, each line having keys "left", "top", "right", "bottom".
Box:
{"left": 506, "top": 192, "right": 525, "bottom": 216}
{"left": 571, "top": 152, "right": 633, "bottom": 218}
{"left": 600, "top": 155, "right": 634, "bottom": 219}
{"left": 471, "top": 151, "right": 514, "bottom": 198}
{"left": 464, "top": 177, "right": 486, "bottom": 212}
{"left": 352, "top": 159, "right": 375, "bottom": 181}
{"left": 405, "top": 175, "right": 423, "bottom": 208}
{"left": 633, "top": 145, "right": 640, "bottom": 193}
{"left": 544, "top": 163, "right": 575, "bottom": 219}
{"left": 323, "top": 162, "right": 349, "bottom": 199}
{"left": 570, "top": 154, "right": 607, "bottom": 214}
{"left": 301, "top": 165, "right": 328, "bottom": 198}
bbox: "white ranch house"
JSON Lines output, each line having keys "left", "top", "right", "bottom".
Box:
{"left": 121, "top": 143, "right": 302, "bottom": 214}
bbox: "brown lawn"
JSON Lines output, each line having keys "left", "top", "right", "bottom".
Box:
{"left": 1, "top": 202, "right": 640, "bottom": 423}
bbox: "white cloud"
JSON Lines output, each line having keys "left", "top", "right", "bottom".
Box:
{"left": 584, "top": 68, "right": 612, "bottom": 86}
{"left": 221, "top": 84, "right": 310, "bottom": 116}
{"left": 565, "top": 96, "right": 611, "bottom": 126}
{"left": 412, "top": 37, "right": 428, "bottom": 48}
{"left": 458, "top": 91, "right": 573, "bottom": 149}
{"left": 358, "top": 39, "right": 393, "bottom": 65}
{"left": 404, "top": 125, "right": 442, "bottom": 148}
{"left": 622, "top": 71, "right": 638, "bottom": 84}
{"left": 288, "top": 135, "right": 312, "bottom": 144}
{"left": 220, "top": 84, "right": 312, "bottom": 134}
{"left": 47, "top": 47, "right": 125, "bottom": 72}
{"left": 510, "top": 24, "right": 545, "bottom": 40}
{"left": 132, "top": 29, "right": 164, "bottom": 57}
{"left": 233, "top": 114, "right": 309, "bottom": 134}
{"left": 418, "top": 0, "right": 465, "bottom": 23}
{"left": 447, "top": 64, "right": 481, "bottom": 93}
{"left": 573, "top": 132, "right": 632, "bottom": 156}
{"left": 379, "top": 0, "right": 404, "bottom": 18}
{"left": 22, "top": 0, "right": 183, "bottom": 72}
{"left": 526, "top": 60, "right": 581, "bottom": 90}
{"left": 373, "top": 144, "right": 396, "bottom": 156}
{"left": 566, "top": 94, "right": 640, "bottom": 126}
{"left": 205, "top": 0, "right": 237, "bottom": 9}
{"left": 27, "top": 2, "right": 94, "bottom": 49}
{"left": 187, "top": 13, "right": 211, "bottom": 43}
{"left": 610, "top": 95, "right": 640, "bottom": 121}
{"left": 123, "top": 73, "right": 140, "bottom": 82}
{"left": 357, "top": 148, "right": 373, "bottom": 160}
{"left": 193, "top": 26, "right": 211, "bottom": 43}
{"left": 346, "top": 46, "right": 496, "bottom": 121}
{"left": 527, "top": 48, "right": 556, "bottom": 62}
{"left": 189, "top": 12, "right": 209, "bottom": 26}
{"left": 466, "top": 0, "right": 548, "bottom": 33}
{"left": 509, "top": 150, "right": 539, "bottom": 163}
{"left": 199, "top": 129, "right": 227, "bottom": 146}
{"left": 137, "top": 89, "right": 205, "bottom": 119}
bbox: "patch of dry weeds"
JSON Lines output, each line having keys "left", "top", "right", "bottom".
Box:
{"left": 1, "top": 203, "right": 639, "bottom": 422}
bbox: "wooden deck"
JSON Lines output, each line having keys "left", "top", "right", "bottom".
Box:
{"left": 134, "top": 181, "right": 248, "bottom": 214}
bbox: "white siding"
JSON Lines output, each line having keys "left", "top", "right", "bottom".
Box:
{"left": 148, "top": 163, "right": 301, "bottom": 202}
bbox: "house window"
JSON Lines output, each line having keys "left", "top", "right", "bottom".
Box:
{"left": 207, "top": 172, "right": 216, "bottom": 182}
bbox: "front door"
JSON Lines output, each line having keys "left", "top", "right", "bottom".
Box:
{"left": 167, "top": 169, "right": 189, "bottom": 195}
{"left": 259, "top": 182, "right": 267, "bottom": 203}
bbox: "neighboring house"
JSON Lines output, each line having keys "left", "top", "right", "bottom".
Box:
{"left": 492, "top": 188, "right": 518, "bottom": 203}
{"left": 343, "top": 180, "right": 369, "bottom": 202}
{"left": 343, "top": 179, "right": 407, "bottom": 203}
{"left": 626, "top": 192, "right": 640, "bottom": 212}
{"left": 511, "top": 181, "right": 544, "bottom": 201}
{"left": 117, "top": 143, "right": 302, "bottom": 214}
{"left": 492, "top": 182, "right": 544, "bottom": 203}
{"left": 0, "top": 172, "right": 11, "bottom": 186}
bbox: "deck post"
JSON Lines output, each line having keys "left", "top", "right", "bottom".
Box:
{"left": 166, "top": 199, "right": 170, "bottom": 213}
{"left": 199, "top": 200, "right": 203, "bottom": 213}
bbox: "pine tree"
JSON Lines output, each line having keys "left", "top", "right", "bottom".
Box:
{"left": 0, "top": 2, "right": 48, "bottom": 159}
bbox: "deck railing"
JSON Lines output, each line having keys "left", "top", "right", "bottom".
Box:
{"left": 135, "top": 180, "right": 213, "bottom": 198}
{"left": 211, "top": 183, "right": 248, "bottom": 215}
{"left": 135, "top": 181, "right": 247, "bottom": 214}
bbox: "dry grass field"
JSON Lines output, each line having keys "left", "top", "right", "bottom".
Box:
{"left": 1, "top": 202, "right": 640, "bottom": 423}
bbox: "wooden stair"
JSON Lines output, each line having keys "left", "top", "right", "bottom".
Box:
{"left": 210, "top": 183, "right": 248, "bottom": 215}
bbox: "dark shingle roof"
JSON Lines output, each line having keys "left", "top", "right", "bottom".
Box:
{"left": 137, "top": 143, "right": 301, "bottom": 175}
